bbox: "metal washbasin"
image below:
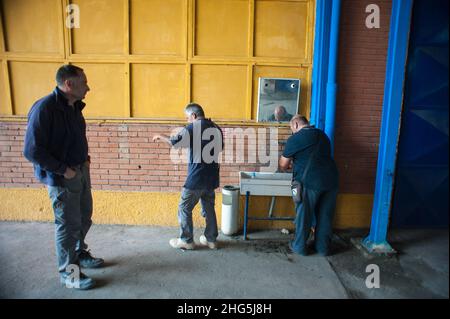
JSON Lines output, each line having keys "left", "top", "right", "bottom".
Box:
{"left": 239, "top": 171, "right": 293, "bottom": 196}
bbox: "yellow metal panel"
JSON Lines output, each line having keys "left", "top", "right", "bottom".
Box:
{"left": 252, "top": 65, "right": 309, "bottom": 119}
{"left": 306, "top": 0, "right": 315, "bottom": 61}
{"left": 131, "top": 64, "right": 186, "bottom": 118}
{"left": 334, "top": 194, "right": 373, "bottom": 229}
{"left": 0, "top": 61, "right": 9, "bottom": 114}
{"left": 71, "top": 0, "right": 124, "bottom": 54}
{"left": 0, "top": 5, "right": 5, "bottom": 53}
{"left": 130, "top": 0, "right": 185, "bottom": 56}
{"left": 9, "top": 61, "right": 61, "bottom": 115}
{"left": 254, "top": 0, "right": 309, "bottom": 59}
{"left": 247, "top": 0, "right": 255, "bottom": 58}
{"left": 195, "top": 0, "right": 249, "bottom": 57}
{"left": 0, "top": 0, "right": 315, "bottom": 121}
{"left": 123, "top": 0, "right": 130, "bottom": 55}
{"left": 1, "top": 0, "right": 61, "bottom": 54}
{"left": 74, "top": 63, "right": 126, "bottom": 117}
{"left": 192, "top": 64, "right": 248, "bottom": 120}
{"left": 124, "top": 63, "right": 131, "bottom": 117}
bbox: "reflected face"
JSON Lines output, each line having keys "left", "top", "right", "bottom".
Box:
{"left": 274, "top": 106, "right": 286, "bottom": 121}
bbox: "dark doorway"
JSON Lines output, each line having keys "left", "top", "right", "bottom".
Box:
{"left": 391, "top": 0, "right": 449, "bottom": 227}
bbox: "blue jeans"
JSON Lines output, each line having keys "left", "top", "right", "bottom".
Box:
{"left": 178, "top": 188, "right": 218, "bottom": 243}
{"left": 292, "top": 187, "right": 338, "bottom": 255}
{"left": 48, "top": 165, "right": 92, "bottom": 273}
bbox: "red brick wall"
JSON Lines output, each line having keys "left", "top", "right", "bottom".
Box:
{"left": 334, "top": 0, "right": 392, "bottom": 193}
{"left": 0, "top": 123, "right": 34, "bottom": 187}
{"left": 1, "top": 1, "right": 393, "bottom": 196}
{"left": 0, "top": 121, "right": 290, "bottom": 191}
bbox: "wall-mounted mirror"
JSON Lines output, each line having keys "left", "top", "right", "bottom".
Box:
{"left": 257, "top": 78, "right": 301, "bottom": 123}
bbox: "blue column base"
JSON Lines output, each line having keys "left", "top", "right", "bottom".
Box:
{"left": 361, "top": 236, "right": 396, "bottom": 255}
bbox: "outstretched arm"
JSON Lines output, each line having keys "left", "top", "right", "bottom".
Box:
{"left": 152, "top": 134, "right": 173, "bottom": 146}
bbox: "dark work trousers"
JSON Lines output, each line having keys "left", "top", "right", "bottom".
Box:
{"left": 178, "top": 188, "right": 218, "bottom": 243}
{"left": 291, "top": 187, "right": 338, "bottom": 255}
{"left": 48, "top": 165, "right": 93, "bottom": 273}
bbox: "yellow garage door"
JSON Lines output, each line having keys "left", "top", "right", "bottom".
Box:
{"left": 0, "top": 0, "right": 314, "bottom": 121}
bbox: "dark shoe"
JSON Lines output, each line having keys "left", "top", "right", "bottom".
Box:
{"left": 60, "top": 271, "right": 96, "bottom": 290}
{"left": 315, "top": 249, "right": 331, "bottom": 257}
{"left": 288, "top": 241, "right": 308, "bottom": 256}
{"left": 79, "top": 250, "right": 104, "bottom": 268}
{"left": 317, "top": 252, "right": 329, "bottom": 257}
{"left": 314, "top": 244, "right": 332, "bottom": 256}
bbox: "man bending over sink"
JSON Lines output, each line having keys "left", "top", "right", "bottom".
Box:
{"left": 279, "top": 115, "right": 339, "bottom": 256}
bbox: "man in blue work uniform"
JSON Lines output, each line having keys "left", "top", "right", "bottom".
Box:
{"left": 153, "top": 103, "right": 223, "bottom": 250}
{"left": 279, "top": 115, "right": 339, "bottom": 256}
{"left": 24, "top": 65, "right": 104, "bottom": 290}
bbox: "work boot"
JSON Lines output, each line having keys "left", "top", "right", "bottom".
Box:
{"left": 199, "top": 235, "right": 218, "bottom": 249}
{"left": 288, "top": 241, "right": 308, "bottom": 256}
{"left": 60, "top": 271, "right": 96, "bottom": 290}
{"left": 169, "top": 238, "right": 195, "bottom": 250}
{"left": 78, "top": 250, "right": 105, "bottom": 268}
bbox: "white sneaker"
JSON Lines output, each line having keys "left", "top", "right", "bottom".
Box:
{"left": 199, "top": 235, "right": 218, "bottom": 249}
{"left": 169, "top": 238, "right": 195, "bottom": 250}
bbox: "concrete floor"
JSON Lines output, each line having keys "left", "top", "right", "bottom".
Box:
{"left": 0, "top": 222, "right": 448, "bottom": 299}
{"left": 327, "top": 228, "right": 449, "bottom": 298}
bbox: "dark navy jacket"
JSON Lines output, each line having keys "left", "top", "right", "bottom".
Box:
{"left": 283, "top": 126, "right": 338, "bottom": 191}
{"left": 170, "top": 119, "right": 223, "bottom": 190}
{"left": 23, "top": 87, "right": 89, "bottom": 186}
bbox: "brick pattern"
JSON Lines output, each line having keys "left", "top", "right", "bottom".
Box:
{"left": 0, "top": 121, "right": 290, "bottom": 192}
{"left": 0, "top": 1, "right": 392, "bottom": 195}
{"left": 334, "top": 0, "right": 392, "bottom": 193}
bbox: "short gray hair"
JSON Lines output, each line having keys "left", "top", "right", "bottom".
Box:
{"left": 185, "top": 103, "right": 205, "bottom": 118}
{"left": 290, "top": 115, "right": 309, "bottom": 126}
{"left": 56, "top": 64, "right": 84, "bottom": 86}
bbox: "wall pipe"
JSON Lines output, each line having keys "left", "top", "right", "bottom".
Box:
{"left": 324, "top": 0, "right": 341, "bottom": 155}
{"left": 310, "top": 0, "right": 331, "bottom": 131}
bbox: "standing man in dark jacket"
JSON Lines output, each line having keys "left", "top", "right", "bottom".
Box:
{"left": 24, "top": 65, "right": 104, "bottom": 290}
{"left": 153, "top": 103, "right": 223, "bottom": 250}
{"left": 279, "top": 115, "right": 339, "bottom": 256}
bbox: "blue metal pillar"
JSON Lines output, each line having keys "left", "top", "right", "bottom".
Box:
{"left": 324, "top": 0, "right": 341, "bottom": 154}
{"left": 362, "top": 0, "right": 414, "bottom": 254}
{"left": 310, "top": 0, "right": 341, "bottom": 155}
{"left": 310, "top": 0, "right": 332, "bottom": 131}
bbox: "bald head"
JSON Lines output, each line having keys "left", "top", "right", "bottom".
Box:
{"left": 274, "top": 105, "right": 287, "bottom": 121}
{"left": 290, "top": 115, "right": 309, "bottom": 133}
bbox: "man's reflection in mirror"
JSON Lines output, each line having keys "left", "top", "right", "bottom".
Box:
{"left": 268, "top": 105, "right": 293, "bottom": 122}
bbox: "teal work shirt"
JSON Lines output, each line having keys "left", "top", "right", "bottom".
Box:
{"left": 282, "top": 126, "right": 339, "bottom": 191}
